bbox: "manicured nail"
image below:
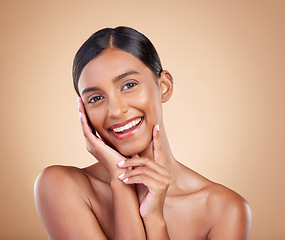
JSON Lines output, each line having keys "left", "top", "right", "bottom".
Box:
{"left": 123, "top": 178, "right": 128, "bottom": 183}
{"left": 118, "top": 172, "right": 125, "bottom": 180}
{"left": 156, "top": 124, "right": 160, "bottom": 132}
{"left": 117, "top": 160, "right": 125, "bottom": 167}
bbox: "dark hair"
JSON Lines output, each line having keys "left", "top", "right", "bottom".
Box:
{"left": 72, "top": 26, "right": 163, "bottom": 95}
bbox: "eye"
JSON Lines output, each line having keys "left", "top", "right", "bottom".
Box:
{"left": 121, "top": 81, "right": 138, "bottom": 91}
{"left": 88, "top": 95, "right": 104, "bottom": 103}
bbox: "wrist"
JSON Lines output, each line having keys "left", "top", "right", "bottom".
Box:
{"left": 143, "top": 213, "right": 165, "bottom": 225}
{"left": 110, "top": 177, "right": 124, "bottom": 187}
{"left": 143, "top": 216, "right": 169, "bottom": 240}
{"left": 110, "top": 177, "right": 135, "bottom": 190}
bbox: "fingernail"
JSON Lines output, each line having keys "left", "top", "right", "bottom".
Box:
{"left": 117, "top": 160, "right": 125, "bottom": 167}
{"left": 118, "top": 172, "right": 125, "bottom": 180}
{"left": 79, "top": 112, "right": 82, "bottom": 119}
{"left": 156, "top": 124, "right": 160, "bottom": 132}
{"left": 123, "top": 178, "right": 128, "bottom": 183}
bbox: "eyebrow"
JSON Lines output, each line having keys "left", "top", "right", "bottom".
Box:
{"left": 81, "top": 71, "right": 139, "bottom": 96}
{"left": 81, "top": 86, "right": 100, "bottom": 96}
{"left": 113, "top": 71, "right": 139, "bottom": 84}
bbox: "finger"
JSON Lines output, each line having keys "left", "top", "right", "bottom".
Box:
{"left": 152, "top": 124, "right": 165, "bottom": 167}
{"left": 118, "top": 167, "right": 170, "bottom": 186}
{"left": 77, "top": 97, "right": 103, "bottom": 147}
{"left": 77, "top": 96, "right": 85, "bottom": 114}
{"left": 80, "top": 108, "right": 126, "bottom": 169}
{"left": 77, "top": 97, "right": 108, "bottom": 153}
{"left": 122, "top": 175, "right": 169, "bottom": 195}
{"left": 78, "top": 103, "right": 94, "bottom": 138}
{"left": 96, "top": 132, "right": 106, "bottom": 144}
{"left": 117, "top": 158, "right": 170, "bottom": 178}
{"left": 129, "top": 154, "right": 139, "bottom": 170}
{"left": 78, "top": 98, "right": 91, "bottom": 133}
{"left": 77, "top": 98, "right": 127, "bottom": 175}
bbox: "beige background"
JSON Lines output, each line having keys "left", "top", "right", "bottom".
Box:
{"left": 0, "top": 0, "right": 284, "bottom": 239}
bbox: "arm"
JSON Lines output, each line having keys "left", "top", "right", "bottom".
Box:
{"left": 117, "top": 125, "right": 171, "bottom": 240}
{"left": 111, "top": 179, "right": 145, "bottom": 240}
{"left": 78, "top": 97, "right": 146, "bottom": 240}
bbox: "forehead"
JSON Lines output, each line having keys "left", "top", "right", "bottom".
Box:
{"left": 78, "top": 48, "right": 153, "bottom": 91}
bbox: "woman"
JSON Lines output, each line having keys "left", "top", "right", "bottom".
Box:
{"left": 34, "top": 26, "right": 251, "bottom": 240}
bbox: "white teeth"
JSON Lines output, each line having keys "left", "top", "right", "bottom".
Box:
{"left": 113, "top": 118, "right": 142, "bottom": 133}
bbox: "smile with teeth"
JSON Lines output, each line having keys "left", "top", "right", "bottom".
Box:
{"left": 111, "top": 117, "right": 142, "bottom": 134}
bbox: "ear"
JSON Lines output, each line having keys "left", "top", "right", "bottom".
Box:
{"left": 159, "top": 70, "right": 173, "bottom": 103}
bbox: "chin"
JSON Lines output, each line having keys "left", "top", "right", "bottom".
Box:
{"left": 116, "top": 140, "right": 151, "bottom": 157}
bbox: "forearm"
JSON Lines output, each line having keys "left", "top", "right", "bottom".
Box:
{"left": 111, "top": 179, "right": 146, "bottom": 240}
{"left": 143, "top": 215, "right": 170, "bottom": 240}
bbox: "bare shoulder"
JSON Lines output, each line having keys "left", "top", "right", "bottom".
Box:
{"left": 173, "top": 164, "right": 251, "bottom": 239}
{"left": 34, "top": 165, "right": 108, "bottom": 240}
{"left": 204, "top": 181, "right": 252, "bottom": 239}
{"left": 35, "top": 165, "right": 85, "bottom": 185}
{"left": 34, "top": 165, "right": 92, "bottom": 202}
{"left": 205, "top": 182, "right": 251, "bottom": 220}
{"left": 178, "top": 164, "right": 251, "bottom": 224}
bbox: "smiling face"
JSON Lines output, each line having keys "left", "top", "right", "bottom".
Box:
{"left": 78, "top": 48, "right": 171, "bottom": 157}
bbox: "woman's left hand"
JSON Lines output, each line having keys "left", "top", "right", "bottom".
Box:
{"left": 117, "top": 124, "right": 171, "bottom": 221}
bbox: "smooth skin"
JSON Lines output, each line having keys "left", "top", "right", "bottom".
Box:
{"left": 34, "top": 48, "right": 251, "bottom": 240}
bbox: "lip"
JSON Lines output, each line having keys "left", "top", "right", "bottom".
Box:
{"left": 108, "top": 116, "right": 144, "bottom": 140}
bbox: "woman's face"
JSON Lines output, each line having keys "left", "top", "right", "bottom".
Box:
{"left": 78, "top": 48, "right": 164, "bottom": 156}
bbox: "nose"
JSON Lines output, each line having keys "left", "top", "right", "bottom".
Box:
{"left": 107, "top": 94, "right": 128, "bottom": 118}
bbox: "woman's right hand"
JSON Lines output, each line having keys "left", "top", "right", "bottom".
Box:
{"left": 78, "top": 97, "right": 147, "bottom": 240}
{"left": 77, "top": 97, "right": 126, "bottom": 179}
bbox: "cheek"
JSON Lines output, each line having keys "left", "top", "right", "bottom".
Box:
{"left": 86, "top": 108, "right": 105, "bottom": 132}
{"left": 138, "top": 87, "right": 162, "bottom": 123}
